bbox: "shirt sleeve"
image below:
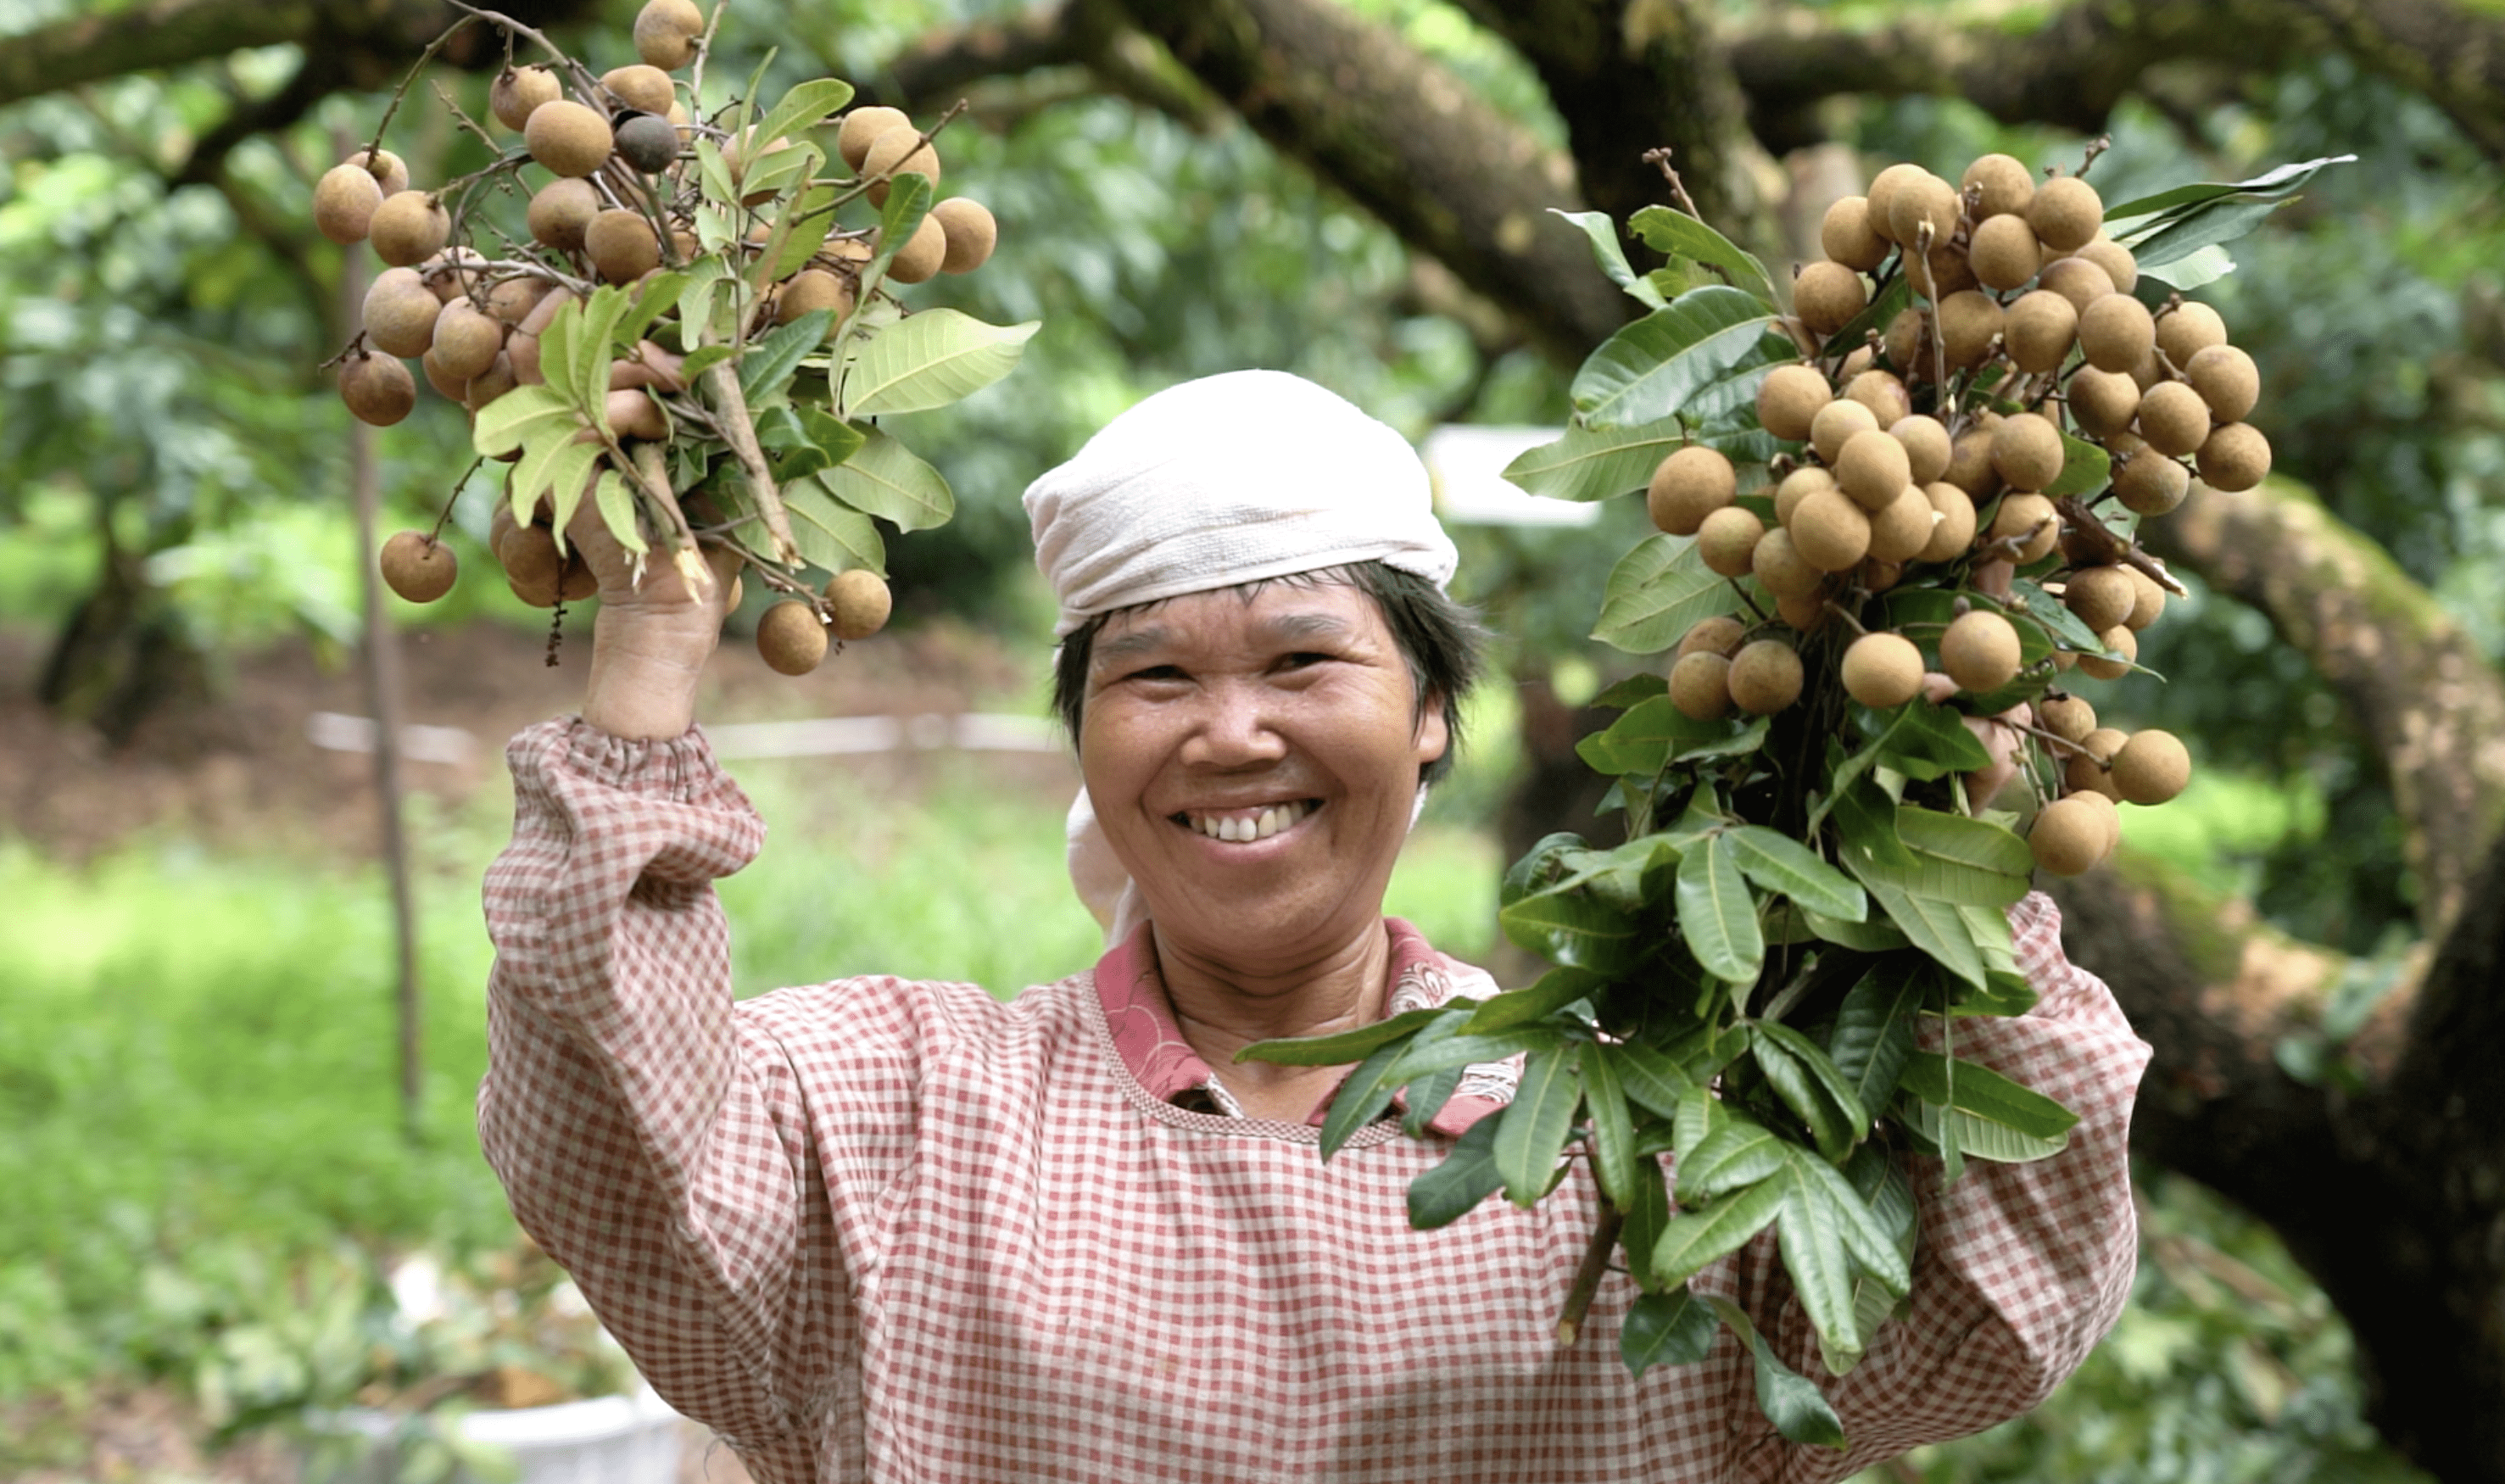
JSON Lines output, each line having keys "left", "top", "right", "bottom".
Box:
{"left": 1729, "top": 890, "right": 2152, "bottom": 1482}
{"left": 473, "top": 717, "right": 833, "bottom": 1456}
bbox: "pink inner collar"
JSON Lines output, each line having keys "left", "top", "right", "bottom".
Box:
{"left": 1091, "top": 918, "right": 1506, "bottom": 1135}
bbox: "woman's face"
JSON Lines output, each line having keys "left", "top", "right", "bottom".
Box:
{"left": 1079, "top": 580, "right": 1448, "bottom": 973}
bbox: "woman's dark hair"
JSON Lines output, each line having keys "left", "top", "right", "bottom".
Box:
{"left": 1050, "top": 562, "right": 1486, "bottom": 786}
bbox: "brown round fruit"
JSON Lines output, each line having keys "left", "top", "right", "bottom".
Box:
{"left": 1775, "top": 466, "right": 1834, "bottom": 526}
{"left": 1791, "top": 488, "right": 1873, "bottom": 572}
{"left": 1751, "top": 527, "right": 1824, "bottom": 600}
{"left": 1809, "top": 397, "right": 1878, "bottom": 466}
{"left": 837, "top": 107, "right": 912, "bottom": 170}
{"left": 361, "top": 267, "right": 442, "bottom": 358}
{"left": 1861, "top": 163, "right": 1929, "bottom": 243}
{"left": 2067, "top": 366, "right": 2142, "bottom": 440}
{"left": 1696, "top": 506, "right": 1764, "bottom": 577}
{"left": 2065, "top": 737, "right": 2122, "bottom": 801}
{"left": 2123, "top": 566, "right": 2167, "bottom": 631}
{"left": 2037, "top": 256, "right": 2115, "bottom": 315}
{"left": 1844, "top": 370, "right": 1911, "bottom": 428}
{"left": 602, "top": 64, "right": 675, "bottom": 116}
{"left": 368, "top": 192, "right": 449, "bottom": 268}
{"left": 2063, "top": 566, "right": 2136, "bottom": 633}
{"left": 499, "top": 524, "right": 564, "bottom": 608}
{"left": 485, "top": 276, "right": 550, "bottom": 326}
{"left": 757, "top": 600, "right": 829, "bottom": 675}
{"left": 1866, "top": 484, "right": 1935, "bottom": 564}
{"left": 932, "top": 198, "right": 999, "bottom": 274}
{"left": 525, "top": 102, "right": 614, "bottom": 178}
{"left": 1647, "top": 445, "right": 1736, "bottom": 537}
{"left": 2028, "top": 175, "right": 2103, "bottom": 252}
{"left": 775, "top": 269, "right": 853, "bottom": 332}
{"left": 616, "top": 112, "right": 681, "bottom": 174}
{"left": 1944, "top": 421, "right": 2001, "bottom": 499}
{"left": 1888, "top": 172, "right": 1962, "bottom": 252}
{"left": 1941, "top": 610, "right": 2022, "bottom": 693}
{"left": 1936, "top": 291, "right": 2003, "bottom": 371}
{"left": 527, "top": 178, "right": 600, "bottom": 253}
{"left": 314, "top": 165, "right": 385, "bottom": 245}
{"left": 1919, "top": 482, "right": 1978, "bottom": 563}
{"left": 587, "top": 209, "right": 661, "bottom": 284}
{"left": 1757, "top": 364, "right": 1831, "bottom": 443}
{"left": 1889, "top": 415, "right": 1952, "bottom": 486}
{"left": 2029, "top": 796, "right": 2108, "bottom": 876}
{"left": 2078, "top": 293, "right": 2156, "bottom": 376}
{"left": 828, "top": 568, "right": 893, "bottom": 639}
{"left": 2039, "top": 693, "right": 2097, "bottom": 744}
{"left": 1884, "top": 307, "right": 1932, "bottom": 377}
{"left": 2070, "top": 788, "right": 2123, "bottom": 859}
{"left": 2112, "top": 446, "right": 2190, "bottom": 516}
{"left": 634, "top": 0, "right": 706, "bottom": 69}
{"left": 2077, "top": 624, "right": 2138, "bottom": 680}
{"left": 1669, "top": 651, "right": 1734, "bottom": 720}
{"left": 1842, "top": 631, "right": 1925, "bottom": 709}
{"left": 490, "top": 66, "right": 561, "bottom": 131}
{"left": 2184, "top": 344, "right": 2260, "bottom": 422}
{"left": 2112, "top": 729, "right": 2191, "bottom": 805}
{"left": 1820, "top": 196, "right": 1890, "bottom": 271}
{"left": 1908, "top": 243, "right": 1979, "bottom": 303}
{"left": 341, "top": 354, "right": 416, "bottom": 427}
{"left": 2196, "top": 422, "right": 2273, "bottom": 492}
{"left": 864, "top": 128, "right": 941, "bottom": 205}
{"left": 466, "top": 353, "right": 517, "bottom": 411}
{"left": 2074, "top": 237, "right": 2138, "bottom": 295}
{"left": 1990, "top": 412, "right": 2065, "bottom": 493}
{"left": 1677, "top": 615, "right": 1747, "bottom": 661}
{"left": 2156, "top": 301, "right": 2229, "bottom": 367}
{"left": 1836, "top": 427, "right": 1913, "bottom": 511}
{"left": 1961, "top": 153, "right": 2035, "bottom": 219}
{"left": 1728, "top": 640, "right": 1805, "bottom": 715}
{"left": 2004, "top": 290, "right": 2078, "bottom": 373}
{"left": 606, "top": 388, "right": 667, "bottom": 441}
{"left": 885, "top": 214, "right": 949, "bottom": 284}
{"left": 1992, "top": 493, "right": 2061, "bottom": 562}
{"left": 1967, "top": 213, "right": 2041, "bottom": 292}
{"left": 430, "top": 298, "right": 504, "bottom": 380}
{"left": 1792, "top": 261, "right": 1868, "bottom": 338}
{"left": 2135, "top": 380, "right": 2214, "bottom": 457}
{"left": 380, "top": 531, "right": 458, "bottom": 603}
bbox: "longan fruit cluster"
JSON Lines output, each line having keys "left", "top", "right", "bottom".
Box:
{"left": 1646, "top": 151, "right": 2248, "bottom": 877}
{"left": 342, "top": 0, "right": 946, "bottom": 666}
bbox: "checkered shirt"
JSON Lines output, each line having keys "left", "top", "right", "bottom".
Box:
{"left": 477, "top": 718, "right": 2151, "bottom": 1483}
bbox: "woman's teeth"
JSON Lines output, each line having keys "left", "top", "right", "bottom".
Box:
{"left": 1186, "top": 801, "right": 1312, "bottom": 842}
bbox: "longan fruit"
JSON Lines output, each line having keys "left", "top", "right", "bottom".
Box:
{"left": 314, "top": 165, "right": 385, "bottom": 245}
{"left": 864, "top": 127, "right": 941, "bottom": 204}
{"left": 522, "top": 179, "right": 596, "bottom": 254}
{"left": 1751, "top": 527, "right": 1824, "bottom": 600}
{"left": 2064, "top": 739, "right": 2122, "bottom": 801}
{"left": 2078, "top": 293, "right": 2156, "bottom": 375}
{"left": 2069, "top": 787, "right": 2123, "bottom": 859}
{"left": 1669, "top": 650, "right": 1734, "bottom": 720}
{"left": 1665, "top": 502, "right": 1755, "bottom": 580}
{"left": 2112, "top": 729, "right": 2191, "bottom": 805}
{"left": 932, "top": 198, "right": 998, "bottom": 274}
{"left": 1889, "top": 415, "right": 1952, "bottom": 486}
{"left": 1836, "top": 428, "right": 1913, "bottom": 511}
{"left": 1862, "top": 163, "right": 1930, "bottom": 243}
{"left": 775, "top": 269, "right": 854, "bottom": 331}
{"left": 2004, "top": 290, "right": 2078, "bottom": 373}
{"left": 615, "top": 113, "right": 681, "bottom": 174}
{"left": 2074, "top": 236, "right": 2138, "bottom": 295}
{"left": 2063, "top": 566, "right": 2136, "bottom": 633}
{"left": 1962, "top": 153, "right": 2035, "bottom": 219}
{"left": 1791, "top": 488, "right": 1873, "bottom": 572}
{"left": 606, "top": 388, "right": 667, "bottom": 441}
{"left": 2078, "top": 727, "right": 2128, "bottom": 766}
{"left": 1944, "top": 416, "right": 2002, "bottom": 499}
{"left": 360, "top": 148, "right": 410, "bottom": 198}
{"left": 828, "top": 568, "right": 893, "bottom": 639}
{"left": 361, "top": 267, "right": 442, "bottom": 358}
{"left": 602, "top": 64, "right": 676, "bottom": 116}
{"left": 1647, "top": 444, "right": 1736, "bottom": 536}
{"left": 2039, "top": 692, "right": 2097, "bottom": 744}
{"left": 485, "top": 276, "right": 552, "bottom": 327}
{"left": 2067, "top": 366, "right": 2141, "bottom": 439}
{"left": 2184, "top": 344, "right": 2260, "bottom": 422}
{"left": 490, "top": 66, "right": 561, "bottom": 131}
{"left": 499, "top": 524, "right": 565, "bottom": 608}
{"left": 1992, "top": 492, "right": 2061, "bottom": 562}
{"left": 1821, "top": 196, "right": 1890, "bottom": 271}
{"left": 1883, "top": 308, "right": 1933, "bottom": 378}
{"left": 2122, "top": 566, "right": 2167, "bottom": 630}
{"left": 1919, "top": 482, "right": 1978, "bottom": 563}
{"left": 2029, "top": 796, "right": 2108, "bottom": 876}
{"left": 2196, "top": 422, "right": 2273, "bottom": 492}
{"left": 1908, "top": 242, "right": 1978, "bottom": 303}
{"left": 634, "top": 0, "right": 706, "bottom": 69}
{"left": 559, "top": 552, "right": 599, "bottom": 604}
{"left": 2037, "top": 256, "right": 2115, "bottom": 315}
{"left": 1775, "top": 592, "right": 1830, "bottom": 632}
{"left": 420, "top": 344, "right": 469, "bottom": 402}
{"left": 1967, "top": 213, "right": 2041, "bottom": 291}
{"left": 1810, "top": 397, "right": 1878, "bottom": 465}
{"left": 1841, "top": 631, "right": 1924, "bottom": 709}
{"left": 2077, "top": 624, "right": 2138, "bottom": 680}
{"left": 2156, "top": 301, "right": 2229, "bottom": 367}
{"left": 466, "top": 353, "right": 517, "bottom": 411}
{"left": 1837, "top": 344, "right": 1876, "bottom": 381}
{"left": 587, "top": 209, "right": 661, "bottom": 284}
{"left": 2135, "top": 380, "right": 2214, "bottom": 457}
{"left": 1844, "top": 369, "right": 1911, "bottom": 428}
{"left": 380, "top": 531, "right": 458, "bottom": 604}
{"left": 525, "top": 101, "right": 614, "bottom": 178}
{"left": 1936, "top": 291, "right": 2002, "bottom": 371}
{"left": 2028, "top": 175, "right": 2103, "bottom": 252}
{"left": 416, "top": 247, "right": 484, "bottom": 304}
{"left": 2128, "top": 349, "right": 2164, "bottom": 392}
{"left": 837, "top": 106, "right": 912, "bottom": 170}
{"left": 507, "top": 332, "right": 544, "bottom": 386}
{"left": 1774, "top": 466, "right": 1835, "bottom": 526}
{"left": 1889, "top": 172, "right": 1963, "bottom": 252}
{"left": 757, "top": 600, "right": 829, "bottom": 675}
{"left": 430, "top": 298, "right": 504, "bottom": 381}
{"left": 1792, "top": 261, "right": 1868, "bottom": 338}
{"left": 1757, "top": 364, "right": 1831, "bottom": 443}
{"left": 1991, "top": 412, "right": 2065, "bottom": 493}
{"left": 1677, "top": 615, "right": 1747, "bottom": 661}
{"left": 885, "top": 213, "right": 950, "bottom": 284}
{"left": 1728, "top": 639, "right": 1805, "bottom": 714}
{"left": 1866, "top": 484, "right": 1936, "bottom": 564}
{"left": 341, "top": 353, "right": 416, "bottom": 427}
{"left": 1941, "top": 610, "right": 2022, "bottom": 693}
{"left": 369, "top": 192, "right": 449, "bottom": 268}
{"left": 1859, "top": 557, "right": 1904, "bottom": 594}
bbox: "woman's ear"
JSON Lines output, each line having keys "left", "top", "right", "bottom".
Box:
{"left": 1413, "top": 689, "right": 1451, "bottom": 770}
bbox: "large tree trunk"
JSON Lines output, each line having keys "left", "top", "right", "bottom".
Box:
{"left": 37, "top": 505, "right": 214, "bottom": 748}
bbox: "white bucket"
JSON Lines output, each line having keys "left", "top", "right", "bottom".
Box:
{"left": 307, "top": 1382, "right": 684, "bottom": 1484}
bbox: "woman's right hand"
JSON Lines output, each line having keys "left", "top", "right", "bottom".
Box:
{"left": 570, "top": 491, "right": 744, "bottom": 741}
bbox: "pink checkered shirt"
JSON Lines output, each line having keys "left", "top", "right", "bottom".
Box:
{"left": 478, "top": 719, "right": 2151, "bottom": 1483}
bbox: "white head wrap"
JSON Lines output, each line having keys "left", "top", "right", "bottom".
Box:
{"left": 1024, "top": 370, "right": 1460, "bottom": 943}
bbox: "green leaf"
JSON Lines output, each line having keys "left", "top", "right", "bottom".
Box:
{"left": 770, "top": 190, "right": 840, "bottom": 281}
{"left": 2136, "top": 243, "right": 2236, "bottom": 293}
{"left": 2128, "top": 198, "right": 2289, "bottom": 270}
{"left": 1676, "top": 834, "right": 1764, "bottom": 986}
{"left": 1570, "top": 287, "right": 1779, "bottom": 428}
{"left": 1621, "top": 1156, "right": 1673, "bottom": 1290}
{"left": 1319, "top": 1036, "right": 1414, "bottom": 1158}
{"left": 1900, "top": 1093, "right": 2067, "bottom": 1163}
{"left": 1723, "top": 827, "right": 1866, "bottom": 922}
{"left": 1401, "top": 1064, "right": 1463, "bottom": 1137}
{"left": 750, "top": 78, "right": 856, "bottom": 161}
{"left": 2011, "top": 578, "right": 2112, "bottom": 656}
{"left": 1874, "top": 700, "right": 1995, "bottom": 780}
{"left": 1675, "top": 1116, "right": 1787, "bottom": 1202}
{"left": 1504, "top": 416, "right": 1683, "bottom": 504}
{"left": 1590, "top": 534, "right": 1743, "bottom": 655}
{"left": 1621, "top": 1285, "right": 1718, "bottom": 1376}
{"left": 796, "top": 405, "right": 868, "bottom": 468}
{"left": 1845, "top": 810, "right": 2031, "bottom": 911}
{"left": 1611, "top": 1042, "right": 1697, "bottom": 1119}
{"left": 1775, "top": 1152, "right": 1863, "bottom": 1364}
{"left": 1495, "top": 1044, "right": 1583, "bottom": 1206}
{"left": 1752, "top": 1021, "right": 1871, "bottom": 1159}
{"left": 1582, "top": 1044, "right": 1640, "bottom": 1208}
{"left": 471, "top": 385, "right": 576, "bottom": 458}
{"left": 859, "top": 172, "right": 933, "bottom": 292}
{"left": 1828, "top": 958, "right": 1926, "bottom": 1116}
{"left": 1239, "top": 1006, "right": 1446, "bottom": 1067}
{"left": 1589, "top": 672, "right": 1669, "bottom": 710}
{"left": 1895, "top": 807, "right": 2034, "bottom": 878}
{"left": 1627, "top": 206, "right": 1781, "bottom": 310}
{"left": 1671, "top": 1077, "right": 1723, "bottom": 1170}
{"left": 1552, "top": 208, "right": 1666, "bottom": 310}
{"left": 2101, "top": 153, "right": 2357, "bottom": 220}
{"left": 1704, "top": 1297, "right": 1849, "bottom": 1450}
{"left": 739, "top": 310, "right": 834, "bottom": 403}
{"left": 1463, "top": 966, "right": 1606, "bottom": 1035}
{"left": 1899, "top": 1052, "right": 2081, "bottom": 1141}
{"left": 1801, "top": 907, "right": 1909, "bottom": 952}
{"left": 1855, "top": 876, "right": 1989, "bottom": 988}
{"left": 1503, "top": 832, "right": 1588, "bottom": 907}
{"left": 1577, "top": 695, "right": 1743, "bottom": 775}
{"left": 1652, "top": 1173, "right": 1786, "bottom": 1289}
{"left": 593, "top": 469, "right": 646, "bottom": 555}
{"left": 817, "top": 426, "right": 953, "bottom": 531}
{"left": 1818, "top": 271, "right": 1910, "bottom": 367}
{"left": 2043, "top": 432, "right": 2112, "bottom": 499}
{"left": 1392, "top": 1028, "right": 1566, "bottom": 1080}
{"left": 572, "top": 287, "right": 630, "bottom": 405}
{"left": 1831, "top": 778, "right": 1914, "bottom": 868}
{"left": 841, "top": 308, "right": 1041, "bottom": 417}
{"left": 755, "top": 404, "right": 838, "bottom": 482}
{"left": 1498, "top": 890, "right": 1645, "bottom": 974}
{"left": 1406, "top": 1115, "right": 1504, "bottom": 1229}
{"left": 778, "top": 480, "right": 886, "bottom": 575}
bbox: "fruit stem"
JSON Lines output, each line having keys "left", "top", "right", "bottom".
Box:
{"left": 438, "top": 1, "right": 605, "bottom": 101}
{"left": 1553, "top": 1202, "right": 1626, "bottom": 1349}
{"left": 430, "top": 457, "right": 485, "bottom": 542}
{"left": 1723, "top": 577, "right": 1770, "bottom": 622}
{"left": 361, "top": 14, "right": 479, "bottom": 171}
{"left": 1638, "top": 146, "right": 1703, "bottom": 222}
{"left": 691, "top": 357, "right": 801, "bottom": 566}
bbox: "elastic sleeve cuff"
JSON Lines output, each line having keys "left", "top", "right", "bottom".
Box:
{"left": 555, "top": 716, "right": 730, "bottom": 802}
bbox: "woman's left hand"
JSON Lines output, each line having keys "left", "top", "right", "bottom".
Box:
{"left": 1921, "top": 672, "right": 2033, "bottom": 814}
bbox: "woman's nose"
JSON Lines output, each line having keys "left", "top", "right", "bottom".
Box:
{"left": 1180, "top": 678, "right": 1288, "bottom": 767}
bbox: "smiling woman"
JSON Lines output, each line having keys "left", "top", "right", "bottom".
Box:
{"left": 477, "top": 371, "right": 2148, "bottom": 1484}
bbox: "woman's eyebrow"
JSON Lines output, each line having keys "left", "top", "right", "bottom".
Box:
{"left": 1093, "top": 627, "right": 1171, "bottom": 665}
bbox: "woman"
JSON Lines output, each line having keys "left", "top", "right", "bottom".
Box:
{"left": 479, "top": 371, "right": 2149, "bottom": 1482}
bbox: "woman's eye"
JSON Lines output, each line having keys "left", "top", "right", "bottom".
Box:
{"left": 1125, "top": 664, "right": 1187, "bottom": 683}
{"left": 1280, "top": 651, "right": 1332, "bottom": 671}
